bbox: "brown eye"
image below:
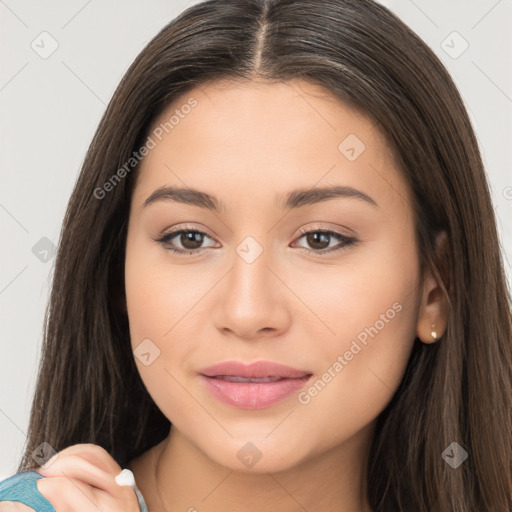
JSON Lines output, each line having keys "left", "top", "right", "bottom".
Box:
{"left": 305, "top": 232, "right": 331, "bottom": 250}
{"left": 293, "top": 229, "right": 357, "bottom": 254}
{"left": 177, "top": 231, "right": 204, "bottom": 250}
{"left": 156, "top": 227, "right": 357, "bottom": 256}
{"left": 157, "top": 229, "right": 216, "bottom": 255}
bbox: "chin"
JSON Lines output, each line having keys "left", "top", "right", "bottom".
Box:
{"left": 200, "top": 435, "right": 310, "bottom": 474}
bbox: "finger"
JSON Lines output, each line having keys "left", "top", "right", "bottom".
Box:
{"left": 34, "top": 454, "right": 138, "bottom": 506}
{"left": 33, "top": 443, "right": 137, "bottom": 504}
{"left": 37, "top": 475, "right": 111, "bottom": 512}
{"left": 37, "top": 443, "right": 121, "bottom": 475}
{"left": 35, "top": 453, "right": 115, "bottom": 494}
{"left": 37, "top": 476, "right": 140, "bottom": 512}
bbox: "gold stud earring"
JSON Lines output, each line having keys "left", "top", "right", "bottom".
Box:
{"left": 430, "top": 323, "right": 438, "bottom": 342}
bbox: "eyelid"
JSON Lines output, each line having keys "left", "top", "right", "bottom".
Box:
{"left": 156, "top": 223, "right": 358, "bottom": 256}
{"left": 156, "top": 224, "right": 218, "bottom": 250}
{"left": 291, "top": 225, "right": 357, "bottom": 254}
{"left": 158, "top": 223, "right": 214, "bottom": 239}
{"left": 294, "top": 223, "right": 355, "bottom": 238}
{"left": 159, "top": 222, "right": 354, "bottom": 240}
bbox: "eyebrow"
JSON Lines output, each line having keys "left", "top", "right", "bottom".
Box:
{"left": 142, "top": 184, "right": 378, "bottom": 211}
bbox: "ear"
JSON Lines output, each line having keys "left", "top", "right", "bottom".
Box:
{"left": 416, "top": 231, "right": 449, "bottom": 344}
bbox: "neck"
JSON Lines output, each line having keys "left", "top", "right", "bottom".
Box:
{"left": 138, "top": 423, "right": 374, "bottom": 512}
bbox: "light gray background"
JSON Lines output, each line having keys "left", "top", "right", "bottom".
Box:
{"left": 1, "top": 0, "right": 511, "bottom": 479}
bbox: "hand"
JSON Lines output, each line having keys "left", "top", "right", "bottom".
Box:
{"left": 32, "top": 443, "right": 141, "bottom": 511}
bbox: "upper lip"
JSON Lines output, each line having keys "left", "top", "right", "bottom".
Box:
{"left": 199, "top": 361, "right": 312, "bottom": 379}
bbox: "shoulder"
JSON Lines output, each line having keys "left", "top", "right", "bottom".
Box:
{"left": 0, "top": 501, "right": 36, "bottom": 511}
{"left": 0, "top": 471, "right": 43, "bottom": 492}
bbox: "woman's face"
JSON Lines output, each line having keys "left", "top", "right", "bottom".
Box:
{"left": 125, "top": 78, "right": 423, "bottom": 472}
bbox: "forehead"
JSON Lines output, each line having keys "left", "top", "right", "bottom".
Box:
{"left": 131, "top": 78, "right": 409, "bottom": 214}
{"left": 149, "top": 78, "right": 382, "bottom": 150}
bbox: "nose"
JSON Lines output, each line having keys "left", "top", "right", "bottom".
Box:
{"left": 213, "top": 240, "right": 291, "bottom": 341}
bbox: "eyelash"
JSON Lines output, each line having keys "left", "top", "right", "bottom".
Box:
{"left": 156, "top": 225, "right": 357, "bottom": 256}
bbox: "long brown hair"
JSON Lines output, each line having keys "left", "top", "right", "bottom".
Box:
{"left": 17, "top": 0, "right": 512, "bottom": 509}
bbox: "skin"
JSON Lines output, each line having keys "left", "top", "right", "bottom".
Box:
{"left": 0, "top": 445, "right": 140, "bottom": 511}
{"left": 119, "top": 78, "right": 448, "bottom": 512}
{"left": 0, "top": 504, "right": 33, "bottom": 511}
{"left": 0, "top": 79, "right": 448, "bottom": 511}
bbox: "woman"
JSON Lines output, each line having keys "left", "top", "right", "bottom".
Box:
{"left": 1, "top": 0, "right": 511, "bottom": 510}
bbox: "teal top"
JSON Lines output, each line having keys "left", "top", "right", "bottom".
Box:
{"left": 0, "top": 470, "right": 149, "bottom": 511}
{"left": 0, "top": 471, "right": 55, "bottom": 511}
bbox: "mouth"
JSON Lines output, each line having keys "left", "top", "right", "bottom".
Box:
{"left": 208, "top": 375, "right": 290, "bottom": 382}
{"left": 199, "top": 360, "right": 311, "bottom": 379}
{"left": 198, "top": 360, "right": 313, "bottom": 409}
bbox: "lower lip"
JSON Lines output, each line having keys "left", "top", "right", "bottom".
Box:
{"left": 200, "top": 375, "right": 312, "bottom": 409}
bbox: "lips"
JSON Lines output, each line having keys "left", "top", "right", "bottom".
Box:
{"left": 210, "top": 376, "right": 284, "bottom": 383}
{"left": 199, "top": 360, "right": 311, "bottom": 379}
{"left": 199, "top": 361, "right": 313, "bottom": 409}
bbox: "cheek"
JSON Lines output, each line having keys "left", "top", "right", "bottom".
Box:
{"left": 124, "top": 214, "right": 421, "bottom": 443}
{"left": 124, "top": 229, "right": 204, "bottom": 342}
{"left": 124, "top": 230, "right": 210, "bottom": 420}
{"left": 295, "top": 235, "right": 420, "bottom": 435}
